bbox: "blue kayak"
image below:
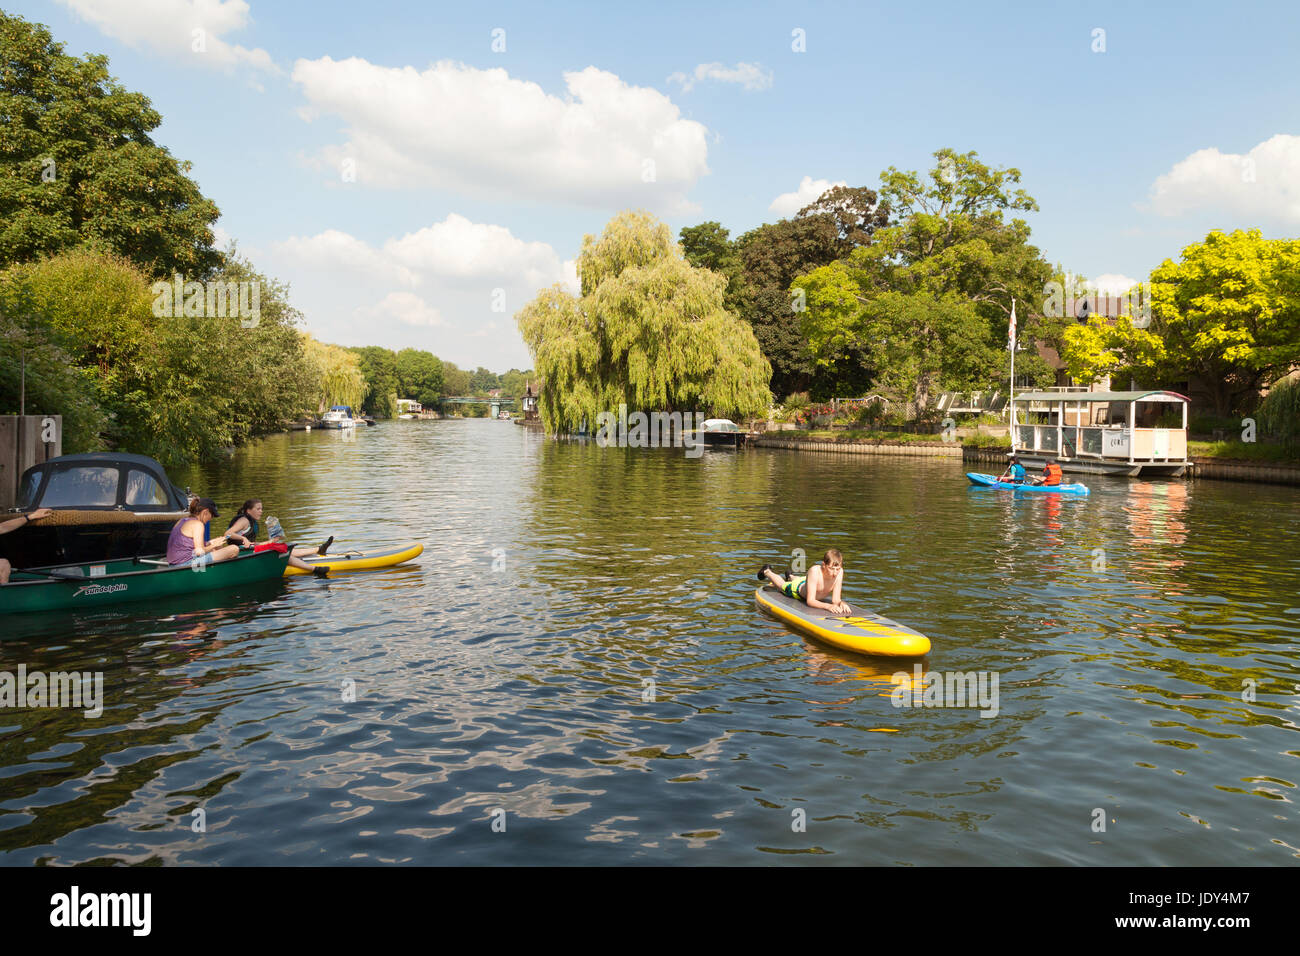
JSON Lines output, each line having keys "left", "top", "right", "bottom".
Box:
{"left": 966, "top": 472, "right": 1090, "bottom": 495}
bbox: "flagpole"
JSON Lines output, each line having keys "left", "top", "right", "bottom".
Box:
{"left": 1008, "top": 299, "right": 1016, "bottom": 438}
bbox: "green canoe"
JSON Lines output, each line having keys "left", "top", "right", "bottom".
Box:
{"left": 1, "top": 549, "right": 291, "bottom": 615}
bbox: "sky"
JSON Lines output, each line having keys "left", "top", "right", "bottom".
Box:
{"left": 11, "top": 0, "right": 1300, "bottom": 373}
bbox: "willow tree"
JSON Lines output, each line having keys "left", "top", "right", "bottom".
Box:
{"left": 303, "top": 335, "right": 365, "bottom": 412}
{"left": 516, "top": 211, "right": 772, "bottom": 433}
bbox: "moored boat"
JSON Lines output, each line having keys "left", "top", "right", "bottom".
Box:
{"left": 320, "top": 406, "right": 357, "bottom": 429}
{"left": 2, "top": 548, "right": 290, "bottom": 615}
{"left": 0, "top": 453, "right": 190, "bottom": 569}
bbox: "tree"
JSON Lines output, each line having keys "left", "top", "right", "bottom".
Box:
{"left": 795, "top": 149, "right": 1052, "bottom": 408}
{"left": 469, "top": 366, "right": 499, "bottom": 394}
{"left": 395, "top": 348, "right": 444, "bottom": 406}
{"left": 516, "top": 210, "right": 772, "bottom": 433}
{"left": 441, "top": 361, "right": 471, "bottom": 397}
{"left": 0, "top": 12, "right": 221, "bottom": 278}
{"left": 731, "top": 184, "right": 889, "bottom": 398}
{"left": 350, "top": 346, "right": 399, "bottom": 418}
{"left": 0, "top": 248, "right": 317, "bottom": 464}
{"left": 679, "top": 221, "right": 743, "bottom": 312}
{"left": 1148, "top": 230, "right": 1299, "bottom": 415}
{"left": 303, "top": 336, "right": 365, "bottom": 413}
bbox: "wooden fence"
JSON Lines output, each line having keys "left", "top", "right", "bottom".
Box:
{"left": 0, "top": 415, "right": 63, "bottom": 510}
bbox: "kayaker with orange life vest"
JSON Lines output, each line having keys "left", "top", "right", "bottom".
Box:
{"left": 1035, "top": 458, "right": 1064, "bottom": 486}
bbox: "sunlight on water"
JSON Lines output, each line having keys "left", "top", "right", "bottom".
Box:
{"left": 1, "top": 421, "right": 1297, "bottom": 864}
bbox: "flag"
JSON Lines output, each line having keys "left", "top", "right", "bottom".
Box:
{"left": 1008, "top": 299, "right": 1017, "bottom": 348}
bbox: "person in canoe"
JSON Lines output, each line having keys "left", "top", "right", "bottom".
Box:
{"left": 1032, "top": 458, "right": 1064, "bottom": 486}
{"left": 996, "top": 455, "right": 1027, "bottom": 484}
{"left": 167, "top": 498, "right": 242, "bottom": 567}
{"left": 0, "top": 508, "right": 53, "bottom": 583}
{"left": 225, "top": 499, "right": 331, "bottom": 577}
{"left": 757, "top": 549, "right": 852, "bottom": 616}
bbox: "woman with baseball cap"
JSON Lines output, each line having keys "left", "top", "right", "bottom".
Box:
{"left": 166, "top": 497, "right": 241, "bottom": 567}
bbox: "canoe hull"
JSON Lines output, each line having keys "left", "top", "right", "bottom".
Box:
{"left": 755, "top": 586, "right": 931, "bottom": 658}
{"left": 284, "top": 542, "right": 423, "bottom": 576}
{"left": 3, "top": 549, "right": 290, "bottom": 615}
{"left": 966, "top": 472, "right": 1090, "bottom": 495}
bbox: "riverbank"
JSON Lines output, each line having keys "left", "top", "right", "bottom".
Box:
{"left": 753, "top": 433, "right": 1300, "bottom": 487}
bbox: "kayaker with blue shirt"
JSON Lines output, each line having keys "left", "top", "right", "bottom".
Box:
{"left": 997, "top": 455, "right": 1027, "bottom": 484}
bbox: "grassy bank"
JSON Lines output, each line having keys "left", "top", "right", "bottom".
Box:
{"left": 1187, "top": 441, "right": 1300, "bottom": 464}
{"left": 785, "top": 429, "right": 1008, "bottom": 447}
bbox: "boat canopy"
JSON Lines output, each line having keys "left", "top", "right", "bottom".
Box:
{"left": 1011, "top": 390, "right": 1189, "bottom": 404}
{"left": 15, "top": 453, "right": 188, "bottom": 513}
{"left": 328, "top": 406, "right": 354, "bottom": 414}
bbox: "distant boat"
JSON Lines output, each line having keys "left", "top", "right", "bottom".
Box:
{"left": 320, "top": 406, "right": 357, "bottom": 429}
{"left": 699, "top": 418, "right": 746, "bottom": 447}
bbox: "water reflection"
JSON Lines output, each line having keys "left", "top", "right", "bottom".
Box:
{"left": 0, "top": 423, "right": 1296, "bottom": 864}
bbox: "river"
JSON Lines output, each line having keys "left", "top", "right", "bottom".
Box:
{"left": 2, "top": 419, "right": 1298, "bottom": 864}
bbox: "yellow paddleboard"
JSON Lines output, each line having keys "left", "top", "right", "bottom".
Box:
{"left": 755, "top": 586, "right": 931, "bottom": 658}
{"left": 284, "top": 542, "right": 424, "bottom": 576}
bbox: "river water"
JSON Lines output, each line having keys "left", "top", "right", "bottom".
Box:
{"left": 2, "top": 420, "right": 1298, "bottom": 864}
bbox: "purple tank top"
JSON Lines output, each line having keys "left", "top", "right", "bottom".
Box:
{"left": 167, "top": 518, "right": 197, "bottom": 565}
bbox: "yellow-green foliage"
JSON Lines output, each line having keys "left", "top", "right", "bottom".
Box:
{"left": 1063, "top": 230, "right": 1300, "bottom": 414}
{"left": 517, "top": 210, "right": 772, "bottom": 433}
{"left": 302, "top": 335, "right": 365, "bottom": 412}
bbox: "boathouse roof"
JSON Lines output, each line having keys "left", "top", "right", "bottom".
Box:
{"left": 1011, "top": 390, "right": 1190, "bottom": 404}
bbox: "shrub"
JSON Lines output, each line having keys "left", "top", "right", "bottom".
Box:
{"left": 1257, "top": 376, "right": 1300, "bottom": 448}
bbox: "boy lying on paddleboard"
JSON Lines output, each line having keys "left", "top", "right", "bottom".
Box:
{"left": 758, "top": 549, "right": 851, "bottom": 616}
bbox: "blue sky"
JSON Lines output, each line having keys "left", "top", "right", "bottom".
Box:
{"left": 13, "top": 0, "right": 1300, "bottom": 372}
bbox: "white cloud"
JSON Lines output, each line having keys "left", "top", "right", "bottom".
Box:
{"left": 290, "top": 58, "right": 709, "bottom": 213}
{"left": 274, "top": 229, "right": 420, "bottom": 287}
{"left": 1146, "top": 134, "right": 1300, "bottom": 223}
{"left": 274, "top": 216, "right": 575, "bottom": 293}
{"left": 667, "top": 62, "right": 773, "bottom": 93}
{"left": 264, "top": 216, "right": 577, "bottom": 371}
{"left": 57, "top": 0, "right": 277, "bottom": 73}
{"left": 1091, "top": 274, "right": 1141, "bottom": 295}
{"left": 768, "top": 175, "right": 847, "bottom": 217}
{"left": 356, "top": 292, "right": 441, "bottom": 327}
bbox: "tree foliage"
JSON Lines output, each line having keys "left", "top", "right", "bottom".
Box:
{"left": 1061, "top": 230, "right": 1300, "bottom": 414}
{"left": 395, "top": 348, "right": 444, "bottom": 406}
{"left": 0, "top": 12, "right": 220, "bottom": 278}
{"left": 304, "top": 336, "right": 365, "bottom": 412}
{"left": 0, "top": 249, "right": 317, "bottom": 464}
{"left": 517, "top": 210, "right": 772, "bottom": 433}
{"left": 795, "top": 149, "right": 1052, "bottom": 407}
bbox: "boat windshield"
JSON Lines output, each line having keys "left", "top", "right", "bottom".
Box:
{"left": 41, "top": 466, "right": 120, "bottom": 507}
{"left": 125, "top": 469, "right": 171, "bottom": 506}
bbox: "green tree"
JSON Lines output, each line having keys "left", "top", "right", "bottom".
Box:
{"left": 795, "top": 149, "right": 1052, "bottom": 407}
{"left": 304, "top": 336, "right": 365, "bottom": 412}
{"left": 0, "top": 248, "right": 317, "bottom": 464}
{"left": 441, "top": 361, "right": 471, "bottom": 397}
{"left": 1149, "top": 230, "right": 1298, "bottom": 415}
{"left": 395, "top": 347, "right": 444, "bottom": 406}
{"left": 351, "top": 346, "right": 399, "bottom": 418}
{"left": 678, "top": 221, "right": 743, "bottom": 313}
{"left": 516, "top": 210, "right": 772, "bottom": 433}
{"left": 731, "top": 185, "right": 888, "bottom": 398}
{"left": 1062, "top": 232, "right": 1300, "bottom": 414}
{"left": 469, "top": 366, "right": 499, "bottom": 394}
{"left": 0, "top": 12, "right": 220, "bottom": 278}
